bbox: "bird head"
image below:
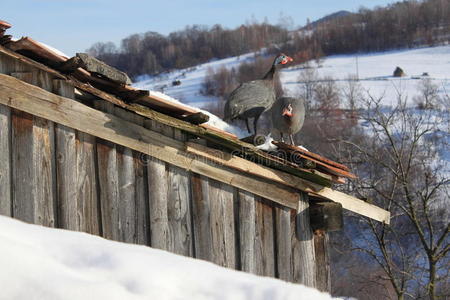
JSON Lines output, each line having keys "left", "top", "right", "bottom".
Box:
{"left": 282, "top": 103, "right": 293, "bottom": 117}
{"left": 274, "top": 53, "right": 293, "bottom": 65}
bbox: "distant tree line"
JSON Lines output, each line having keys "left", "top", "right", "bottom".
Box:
{"left": 87, "top": 0, "right": 450, "bottom": 79}
{"left": 87, "top": 23, "right": 289, "bottom": 79}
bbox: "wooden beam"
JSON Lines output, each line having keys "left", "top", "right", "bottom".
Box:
{"left": 0, "top": 45, "right": 332, "bottom": 186}
{"left": 185, "top": 141, "right": 390, "bottom": 224}
{"left": 74, "top": 53, "right": 131, "bottom": 85}
{"left": 310, "top": 189, "right": 390, "bottom": 224}
{"left": 0, "top": 73, "right": 299, "bottom": 209}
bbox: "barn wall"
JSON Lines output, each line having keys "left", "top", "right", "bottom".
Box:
{"left": 0, "top": 53, "right": 329, "bottom": 291}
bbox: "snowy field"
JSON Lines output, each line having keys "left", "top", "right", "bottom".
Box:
{"left": 134, "top": 45, "right": 450, "bottom": 109}
{"left": 0, "top": 216, "right": 337, "bottom": 300}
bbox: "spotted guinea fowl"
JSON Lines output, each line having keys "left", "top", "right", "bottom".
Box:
{"left": 224, "top": 54, "right": 293, "bottom": 135}
{"left": 271, "top": 96, "right": 305, "bottom": 145}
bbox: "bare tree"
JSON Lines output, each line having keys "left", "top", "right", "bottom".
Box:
{"left": 340, "top": 95, "right": 450, "bottom": 299}
{"left": 413, "top": 78, "right": 441, "bottom": 110}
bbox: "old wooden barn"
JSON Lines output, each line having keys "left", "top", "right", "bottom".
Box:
{"left": 0, "top": 20, "right": 389, "bottom": 292}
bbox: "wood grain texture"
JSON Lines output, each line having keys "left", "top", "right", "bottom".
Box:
{"left": 145, "top": 119, "right": 170, "bottom": 250}
{"left": 53, "top": 79, "right": 78, "bottom": 230}
{"left": 0, "top": 104, "right": 11, "bottom": 216}
{"left": 274, "top": 204, "right": 292, "bottom": 281}
{"left": 238, "top": 189, "right": 257, "bottom": 274}
{"left": 31, "top": 70, "right": 56, "bottom": 227}
{"left": 116, "top": 145, "right": 136, "bottom": 243}
{"left": 114, "top": 107, "right": 149, "bottom": 245}
{"left": 191, "top": 173, "right": 213, "bottom": 261}
{"left": 75, "top": 131, "right": 100, "bottom": 235}
{"left": 254, "top": 197, "right": 275, "bottom": 277}
{"left": 209, "top": 179, "right": 236, "bottom": 268}
{"left": 11, "top": 109, "right": 34, "bottom": 222}
{"left": 291, "top": 192, "right": 316, "bottom": 287}
{"left": 95, "top": 101, "right": 120, "bottom": 241}
{"left": 314, "top": 233, "right": 331, "bottom": 292}
{"left": 166, "top": 128, "right": 193, "bottom": 256}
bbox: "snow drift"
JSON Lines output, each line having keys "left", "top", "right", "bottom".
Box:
{"left": 0, "top": 216, "right": 337, "bottom": 300}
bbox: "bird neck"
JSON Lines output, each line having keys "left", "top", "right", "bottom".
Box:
{"left": 263, "top": 64, "right": 276, "bottom": 80}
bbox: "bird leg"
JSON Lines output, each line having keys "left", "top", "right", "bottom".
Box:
{"left": 245, "top": 119, "right": 251, "bottom": 134}
{"left": 253, "top": 115, "right": 261, "bottom": 135}
{"left": 280, "top": 132, "right": 284, "bottom": 143}
{"left": 289, "top": 134, "right": 295, "bottom": 145}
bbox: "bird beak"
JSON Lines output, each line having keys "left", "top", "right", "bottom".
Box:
{"left": 281, "top": 56, "right": 294, "bottom": 64}
{"left": 282, "top": 108, "right": 293, "bottom": 117}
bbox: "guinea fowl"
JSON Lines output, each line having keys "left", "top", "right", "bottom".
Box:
{"left": 224, "top": 53, "right": 293, "bottom": 135}
{"left": 271, "top": 96, "right": 305, "bottom": 145}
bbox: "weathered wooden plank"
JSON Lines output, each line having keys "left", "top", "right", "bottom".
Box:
{"left": 53, "top": 79, "right": 78, "bottom": 230}
{"left": 238, "top": 189, "right": 256, "bottom": 274}
{"left": 95, "top": 101, "right": 120, "bottom": 240}
{"left": 114, "top": 106, "right": 149, "bottom": 245}
{"left": 190, "top": 173, "right": 212, "bottom": 260}
{"left": 254, "top": 197, "right": 275, "bottom": 277}
{"left": 0, "top": 104, "right": 11, "bottom": 216}
{"left": 167, "top": 128, "right": 193, "bottom": 256}
{"left": 274, "top": 204, "right": 292, "bottom": 281}
{"left": 145, "top": 119, "right": 169, "bottom": 250}
{"left": 314, "top": 233, "right": 331, "bottom": 292}
{"left": 63, "top": 53, "right": 132, "bottom": 85}
{"left": 291, "top": 192, "right": 316, "bottom": 287}
{"left": 30, "top": 70, "right": 56, "bottom": 227}
{"left": 144, "top": 119, "right": 193, "bottom": 255}
{"left": 134, "top": 151, "right": 149, "bottom": 245}
{"left": 116, "top": 145, "right": 136, "bottom": 243}
{"left": 75, "top": 131, "right": 100, "bottom": 235}
{"left": 209, "top": 179, "right": 236, "bottom": 268}
{"left": 11, "top": 109, "right": 34, "bottom": 222}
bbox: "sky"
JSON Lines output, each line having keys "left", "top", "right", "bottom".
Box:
{"left": 3, "top": 0, "right": 400, "bottom": 57}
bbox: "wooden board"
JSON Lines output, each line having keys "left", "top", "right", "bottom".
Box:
{"left": 95, "top": 101, "right": 120, "bottom": 241}
{"left": 53, "top": 79, "right": 78, "bottom": 230}
{"left": 254, "top": 197, "right": 275, "bottom": 277}
{"left": 273, "top": 141, "right": 350, "bottom": 171}
{"left": 114, "top": 107, "right": 149, "bottom": 245}
{"left": 209, "top": 179, "right": 236, "bottom": 268}
{"left": 274, "top": 204, "right": 292, "bottom": 281}
{"left": 191, "top": 173, "right": 213, "bottom": 261}
{"left": 291, "top": 192, "right": 316, "bottom": 287}
{"left": 166, "top": 127, "right": 193, "bottom": 256}
{"left": 11, "top": 108, "right": 34, "bottom": 223}
{"left": 237, "top": 189, "right": 257, "bottom": 274}
{"left": 76, "top": 131, "right": 100, "bottom": 235}
{"left": 314, "top": 233, "right": 330, "bottom": 292}
{"left": 0, "top": 104, "right": 11, "bottom": 216}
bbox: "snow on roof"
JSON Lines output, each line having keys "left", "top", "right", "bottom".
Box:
{"left": 150, "top": 90, "right": 248, "bottom": 138}
{"left": 0, "top": 216, "right": 338, "bottom": 300}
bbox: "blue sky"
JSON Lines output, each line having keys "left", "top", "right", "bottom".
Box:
{"left": 3, "top": 0, "right": 399, "bottom": 56}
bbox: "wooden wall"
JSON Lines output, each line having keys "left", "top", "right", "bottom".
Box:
{"left": 0, "top": 53, "right": 329, "bottom": 291}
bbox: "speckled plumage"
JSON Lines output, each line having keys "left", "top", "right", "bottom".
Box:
{"left": 224, "top": 53, "right": 293, "bottom": 134}
{"left": 224, "top": 80, "right": 276, "bottom": 120}
{"left": 271, "top": 96, "right": 305, "bottom": 144}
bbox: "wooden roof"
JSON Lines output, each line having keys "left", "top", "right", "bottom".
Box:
{"left": 0, "top": 21, "right": 390, "bottom": 224}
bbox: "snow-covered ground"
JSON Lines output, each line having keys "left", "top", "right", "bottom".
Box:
{"left": 134, "top": 52, "right": 259, "bottom": 108}
{"left": 0, "top": 216, "right": 337, "bottom": 300}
